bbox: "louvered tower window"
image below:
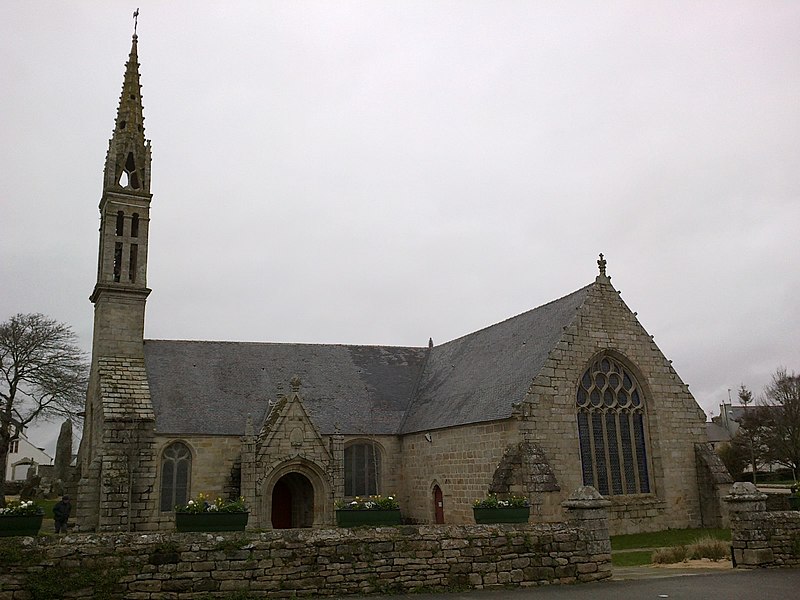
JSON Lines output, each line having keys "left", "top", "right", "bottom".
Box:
{"left": 576, "top": 355, "right": 651, "bottom": 495}
{"left": 160, "top": 442, "right": 191, "bottom": 511}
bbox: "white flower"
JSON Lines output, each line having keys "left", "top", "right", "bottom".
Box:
{"left": 188, "top": 500, "right": 195, "bottom": 505}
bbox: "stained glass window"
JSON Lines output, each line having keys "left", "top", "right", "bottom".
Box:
{"left": 160, "top": 442, "right": 191, "bottom": 512}
{"left": 344, "top": 442, "right": 381, "bottom": 497}
{"left": 576, "top": 355, "right": 651, "bottom": 495}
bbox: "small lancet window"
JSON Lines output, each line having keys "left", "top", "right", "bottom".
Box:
{"left": 128, "top": 244, "right": 138, "bottom": 283}
{"left": 115, "top": 211, "right": 124, "bottom": 236}
{"left": 113, "top": 243, "right": 123, "bottom": 282}
{"left": 131, "top": 213, "right": 139, "bottom": 238}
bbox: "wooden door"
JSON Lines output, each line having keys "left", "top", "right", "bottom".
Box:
{"left": 433, "top": 485, "right": 444, "bottom": 524}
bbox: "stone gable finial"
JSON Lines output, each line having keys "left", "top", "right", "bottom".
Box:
{"left": 290, "top": 375, "right": 301, "bottom": 392}
{"left": 597, "top": 253, "right": 607, "bottom": 277}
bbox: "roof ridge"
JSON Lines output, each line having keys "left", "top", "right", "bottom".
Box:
{"left": 144, "top": 338, "right": 426, "bottom": 350}
{"left": 433, "top": 283, "right": 593, "bottom": 349}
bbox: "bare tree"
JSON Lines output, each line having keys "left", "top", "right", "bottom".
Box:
{"left": 760, "top": 368, "right": 800, "bottom": 478}
{"left": 0, "top": 313, "right": 88, "bottom": 505}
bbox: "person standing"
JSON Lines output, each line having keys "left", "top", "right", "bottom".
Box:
{"left": 53, "top": 495, "right": 72, "bottom": 533}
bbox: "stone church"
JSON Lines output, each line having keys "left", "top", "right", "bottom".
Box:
{"left": 76, "top": 34, "right": 731, "bottom": 535}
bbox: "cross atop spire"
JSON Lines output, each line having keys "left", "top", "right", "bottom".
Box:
{"left": 133, "top": 9, "right": 139, "bottom": 37}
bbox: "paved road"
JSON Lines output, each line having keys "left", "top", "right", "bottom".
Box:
{"left": 361, "top": 568, "right": 800, "bottom": 600}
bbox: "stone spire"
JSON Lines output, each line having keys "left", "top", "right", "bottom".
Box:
{"left": 103, "top": 32, "right": 151, "bottom": 194}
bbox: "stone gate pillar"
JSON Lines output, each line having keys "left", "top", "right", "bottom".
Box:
{"left": 561, "top": 486, "right": 612, "bottom": 581}
{"left": 724, "top": 481, "right": 769, "bottom": 567}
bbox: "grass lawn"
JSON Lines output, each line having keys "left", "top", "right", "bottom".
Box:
{"left": 610, "top": 528, "right": 731, "bottom": 567}
{"left": 611, "top": 527, "right": 730, "bottom": 551}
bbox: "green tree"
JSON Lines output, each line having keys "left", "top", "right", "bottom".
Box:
{"left": 733, "top": 404, "right": 772, "bottom": 480}
{"left": 738, "top": 384, "right": 758, "bottom": 482}
{"left": 717, "top": 439, "right": 748, "bottom": 480}
{"left": 0, "top": 314, "right": 88, "bottom": 505}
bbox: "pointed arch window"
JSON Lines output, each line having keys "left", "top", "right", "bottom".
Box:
{"left": 160, "top": 442, "right": 191, "bottom": 512}
{"left": 576, "top": 355, "right": 651, "bottom": 495}
{"left": 344, "top": 442, "right": 381, "bottom": 497}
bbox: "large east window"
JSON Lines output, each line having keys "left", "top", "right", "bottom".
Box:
{"left": 160, "top": 442, "right": 191, "bottom": 511}
{"left": 344, "top": 442, "right": 381, "bottom": 497}
{"left": 576, "top": 355, "right": 651, "bottom": 495}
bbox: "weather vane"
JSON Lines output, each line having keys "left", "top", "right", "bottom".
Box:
{"left": 133, "top": 8, "right": 139, "bottom": 36}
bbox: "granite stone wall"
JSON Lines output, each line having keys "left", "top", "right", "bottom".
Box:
{"left": 726, "top": 482, "right": 800, "bottom": 568}
{"left": 0, "top": 522, "right": 611, "bottom": 598}
{"left": 400, "top": 420, "right": 519, "bottom": 524}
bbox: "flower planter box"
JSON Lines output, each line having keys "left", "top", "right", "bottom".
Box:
{"left": 0, "top": 515, "right": 44, "bottom": 537}
{"left": 335, "top": 509, "right": 401, "bottom": 528}
{"left": 472, "top": 507, "right": 530, "bottom": 524}
{"left": 175, "top": 512, "right": 248, "bottom": 532}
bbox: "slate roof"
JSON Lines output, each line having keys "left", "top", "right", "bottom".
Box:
{"left": 98, "top": 357, "right": 154, "bottom": 421}
{"left": 143, "top": 341, "right": 428, "bottom": 436}
{"left": 400, "top": 285, "right": 590, "bottom": 433}
{"left": 143, "top": 284, "right": 591, "bottom": 437}
{"left": 705, "top": 422, "right": 732, "bottom": 444}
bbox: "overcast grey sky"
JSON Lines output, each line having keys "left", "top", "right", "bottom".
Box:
{"left": 2, "top": 1, "right": 799, "bottom": 455}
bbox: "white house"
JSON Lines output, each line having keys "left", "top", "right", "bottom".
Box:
{"left": 5, "top": 430, "right": 53, "bottom": 482}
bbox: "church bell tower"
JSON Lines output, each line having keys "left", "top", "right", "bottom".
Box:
{"left": 78, "top": 24, "right": 158, "bottom": 532}
{"left": 89, "top": 30, "right": 152, "bottom": 358}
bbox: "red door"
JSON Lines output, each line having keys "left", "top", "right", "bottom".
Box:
{"left": 271, "top": 479, "right": 292, "bottom": 529}
{"left": 433, "top": 485, "right": 444, "bottom": 524}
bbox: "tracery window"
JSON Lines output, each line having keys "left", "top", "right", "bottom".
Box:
{"left": 160, "top": 442, "right": 191, "bottom": 512}
{"left": 344, "top": 442, "right": 381, "bottom": 497}
{"left": 576, "top": 355, "right": 651, "bottom": 495}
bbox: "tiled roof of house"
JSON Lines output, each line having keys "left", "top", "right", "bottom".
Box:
{"left": 705, "top": 422, "right": 732, "bottom": 443}
{"left": 143, "top": 284, "right": 591, "bottom": 436}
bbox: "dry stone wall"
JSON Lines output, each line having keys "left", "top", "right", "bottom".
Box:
{"left": 726, "top": 482, "right": 800, "bottom": 568}
{"left": 0, "top": 522, "right": 611, "bottom": 599}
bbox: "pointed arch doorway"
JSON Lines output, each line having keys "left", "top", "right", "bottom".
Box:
{"left": 271, "top": 472, "right": 314, "bottom": 529}
{"left": 433, "top": 485, "right": 445, "bottom": 524}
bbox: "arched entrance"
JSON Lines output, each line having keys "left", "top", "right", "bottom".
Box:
{"left": 271, "top": 472, "right": 315, "bottom": 529}
{"left": 433, "top": 485, "right": 444, "bottom": 524}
